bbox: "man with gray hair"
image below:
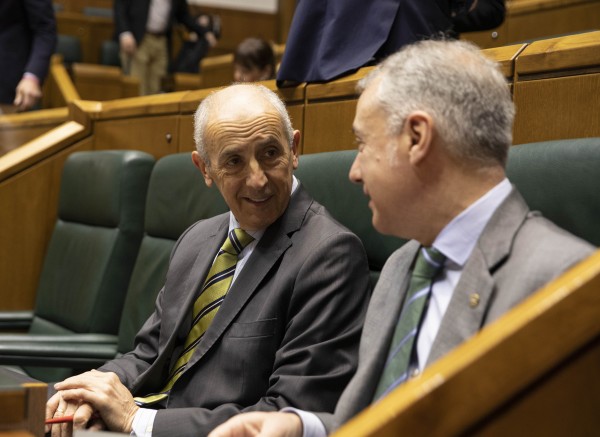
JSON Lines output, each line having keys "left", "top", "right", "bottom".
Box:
{"left": 209, "top": 39, "right": 594, "bottom": 437}
{"left": 45, "top": 83, "right": 370, "bottom": 436}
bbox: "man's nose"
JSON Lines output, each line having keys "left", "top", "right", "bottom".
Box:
{"left": 247, "top": 160, "right": 268, "bottom": 188}
{"left": 348, "top": 156, "right": 362, "bottom": 184}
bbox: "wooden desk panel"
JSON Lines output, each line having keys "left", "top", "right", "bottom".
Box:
{"left": 0, "top": 137, "right": 92, "bottom": 310}
{"left": 507, "top": 0, "right": 600, "bottom": 45}
{"left": 303, "top": 100, "right": 357, "bottom": 155}
{"left": 94, "top": 116, "right": 180, "bottom": 158}
{"left": 513, "top": 73, "right": 600, "bottom": 144}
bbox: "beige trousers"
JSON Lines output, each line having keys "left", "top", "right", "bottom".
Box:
{"left": 121, "top": 34, "right": 168, "bottom": 96}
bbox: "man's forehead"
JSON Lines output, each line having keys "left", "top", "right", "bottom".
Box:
{"left": 209, "top": 87, "right": 275, "bottom": 121}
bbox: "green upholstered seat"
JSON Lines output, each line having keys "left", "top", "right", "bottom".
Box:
{"left": 506, "top": 138, "right": 600, "bottom": 246}
{"left": 295, "top": 150, "right": 405, "bottom": 287}
{"left": 0, "top": 153, "right": 228, "bottom": 370}
{"left": 0, "top": 151, "right": 154, "bottom": 381}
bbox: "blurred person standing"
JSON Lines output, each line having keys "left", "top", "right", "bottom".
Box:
{"left": 0, "top": 0, "right": 57, "bottom": 113}
{"left": 114, "top": 0, "right": 217, "bottom": 95}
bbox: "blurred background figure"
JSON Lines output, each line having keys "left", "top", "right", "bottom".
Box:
{"left": 114, "top": 0, "right": 217, "bottom": 95}
{"left": 0, "top": 0, "right": 57, "bottom": 113}
{"left": 452, "top": 0, "right": 505, "bottom": 34}
{"left": 275, "top": 0, "right": 505, "bottom": 87}
{"left": 171, "top": 13, "right": 220, "bottom": 74}
{"left": 233, "top": 38, "right": 276, "bottom": 82}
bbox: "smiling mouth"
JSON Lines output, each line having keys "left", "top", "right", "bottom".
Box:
{"left": 244, "top": 196, "right": 272, "bottom": 205}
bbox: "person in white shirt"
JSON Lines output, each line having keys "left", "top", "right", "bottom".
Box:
{"left": 208, "top": 39, "right": 594, "bottom": 437}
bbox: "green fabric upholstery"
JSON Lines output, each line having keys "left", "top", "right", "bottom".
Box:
{"left": 0, "top": 153, "right": 227, "bottom": 371}
{"left": 117, "top": 153, "right": 229, "bottom": 354}
{"left": 506, "top": 138, "right": 600, "bottom": 246}
{"left": 0, "top": 151, "right": 154, "bottom": 381}
{"left": 55, "top": 34, "right": 82, "bottom": 65}
{"left": 295, "top": 150, "right": 405, "bottom": 286}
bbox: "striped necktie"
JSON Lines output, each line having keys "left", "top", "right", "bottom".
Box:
{"left": 134, "top": 228, "right": 254, "bottom": 406}
{"left": 372, "top": 246, "right": 446, "bottom": 401}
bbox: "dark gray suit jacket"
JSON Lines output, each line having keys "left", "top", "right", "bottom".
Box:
{"left": 318, "top": 188, "right": 594, "bottom": 432}
{"left": 100, "top": 186, "right": 371, "bottom": 436}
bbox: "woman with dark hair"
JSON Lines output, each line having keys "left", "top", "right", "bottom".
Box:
{"left": 233, "top": 37, "right": 276, "bottom": 82}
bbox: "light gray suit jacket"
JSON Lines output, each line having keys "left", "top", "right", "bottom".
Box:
{"left": 100, "top": 186, "right": 371, "bottom": 436}
{"left": 318, "top": 187, "right": 594, "bottom": 432}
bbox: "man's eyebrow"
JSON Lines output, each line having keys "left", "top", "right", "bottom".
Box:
{"left": 256, "top": 136, "right": 284, "bottom": 147}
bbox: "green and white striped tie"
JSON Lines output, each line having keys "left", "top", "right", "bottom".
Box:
{"left": 373, "top": 246, "right": 446, "bottom": 400}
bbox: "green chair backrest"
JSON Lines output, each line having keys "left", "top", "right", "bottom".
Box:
{"left": 27, "top": 150, "right": 154, "bottom": 380}
{"left": 506, "top": 138, "right": 600, "bottom": 246}
{"left": 117, "top": 153, "right": 229, "bottom": 354}
{"left": 295, "top": 150, "right": 405, "bottom": 286}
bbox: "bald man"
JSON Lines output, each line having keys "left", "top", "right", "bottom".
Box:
{"left": 46, "top": 84, "right": 370, "bottom": 437}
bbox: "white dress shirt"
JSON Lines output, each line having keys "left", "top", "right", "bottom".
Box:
{"left": 294, "top": 178, "right": 513, "bottom": 437}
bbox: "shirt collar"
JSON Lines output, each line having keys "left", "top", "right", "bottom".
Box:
{"left": 433, "top": 178, "right": 512, "bottom": 267}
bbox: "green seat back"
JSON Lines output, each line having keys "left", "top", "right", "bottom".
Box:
{"left": 295, "top": 150, "right": 405, "bottom": 286}
{"left": 26, "top": 150, "right": 154, "bottom": 380}
{"left": 117, "top": 153, "right": 229, "bottom": 354}
{"left": 506, "top": 138, "right": 600, "bottom": 246}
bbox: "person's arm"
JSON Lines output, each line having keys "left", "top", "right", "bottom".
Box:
{"left": 452, "top": 0, "right": 506, "bottom": 33}
{"left": 16, "top": 0, "right": 56, "bottom": 110}
{"left": 55, "top": 230, "right": 370, "bottom": 437}
{"left": 173, "top": 0, "right": 209, "bottom": 37}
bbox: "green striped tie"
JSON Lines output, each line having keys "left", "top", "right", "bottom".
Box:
{"left": 372, "top": 246, "right": 446, "bottom": 400}
{"left": 134, "top": 228, "right": 254, "bottom": 406}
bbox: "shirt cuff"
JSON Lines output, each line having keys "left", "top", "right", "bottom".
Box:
{"left": 22, "top": 72, "right": 40, "bottom": 84}
{"left": 120, "top": 31, "right": 134, "bottom": 41}
{"left": 131, "top": 408, "right": 157, "bottom": 437}
{"left": 282, "top": 407, "right": 327, "bottom": 437}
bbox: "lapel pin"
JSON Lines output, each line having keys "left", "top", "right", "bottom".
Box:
{"left": 469, "top": 293, "right": 480, "bottom": 308}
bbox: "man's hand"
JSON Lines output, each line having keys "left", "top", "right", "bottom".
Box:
{"left": 205, "top": 31, "right": 218, "bottom": 48}
{"left": 54, "top": 370, "right": 139, "bottom": 434}
{"left": 13, "top": 75, "right": 41, "bottom": 111}
{"left": 45, "top": 391, "right": 100, "bottom": 437}
{"left": 119, "top": 33, "right": 137, "bottom": 55}
{"left": 208, "top": 412, "right": 303, "bottom": 437}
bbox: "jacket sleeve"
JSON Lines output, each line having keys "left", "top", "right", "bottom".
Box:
{"left": 23, "top": 0, "right": 57, "bottom": 83}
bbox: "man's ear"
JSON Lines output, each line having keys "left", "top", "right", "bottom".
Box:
{"left": 406, "top": 111, "right": 434, "bottom": 166}
{"left": 291, "top": 130, "right": 300, "bottom": 169}
{"left": 191, "top": 151, "right": 213, "bottom": 187}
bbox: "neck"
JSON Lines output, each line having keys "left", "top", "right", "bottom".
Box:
{"left": 417, "top": 162, "right": 506, "bottom": 246}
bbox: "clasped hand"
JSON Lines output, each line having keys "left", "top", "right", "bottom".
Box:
{"left": 45, "top": 370, "right": 139, "bottom": 437}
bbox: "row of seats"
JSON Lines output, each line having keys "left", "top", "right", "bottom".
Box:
{"left": 1, "top": 137, "right": 599, "bottom": 382}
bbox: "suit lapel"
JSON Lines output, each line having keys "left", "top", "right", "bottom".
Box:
{"left": 336, "top": 242, "right": 417, "bottom": 419}
{"left": 161, "top": 218, "right": 228, "bottom": 359}
{"left": 184, "top": 185, "right": 312, "bottom": 369}
{"left": 427, "top": 188, "right": 530, "bottom": 365}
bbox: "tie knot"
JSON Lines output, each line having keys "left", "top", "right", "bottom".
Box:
{"left": 413, "top": 246, "right": 446, "bottom": 279}
{"left": 221, "top": 228, "right": 254, "bottom": 256}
